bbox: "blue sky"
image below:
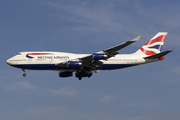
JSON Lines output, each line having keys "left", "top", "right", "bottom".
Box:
{"left": 1, "top": 0, "right": 180, "bottom": 120}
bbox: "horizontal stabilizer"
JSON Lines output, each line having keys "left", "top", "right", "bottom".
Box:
{"left": 144, "top": 50, "right": 172, "bottom": 59}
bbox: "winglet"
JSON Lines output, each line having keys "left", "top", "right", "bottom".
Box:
{"left": 132, "top": 36, "right": 141, "bottom": 42}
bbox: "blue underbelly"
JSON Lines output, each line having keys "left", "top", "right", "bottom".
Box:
{"left": 11, "top": 64, "right": 136, "bottom": 70}
{"left": 97, "top": 64, "right": 135, "bottom": 70}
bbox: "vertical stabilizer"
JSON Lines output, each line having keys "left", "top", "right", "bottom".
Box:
{"left": 134, "top": 32, "right": 167, "bottom": 57}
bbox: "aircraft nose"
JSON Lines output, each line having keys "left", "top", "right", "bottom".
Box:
{"left": 6, "top": 59, "right": 12, "bottom": 65}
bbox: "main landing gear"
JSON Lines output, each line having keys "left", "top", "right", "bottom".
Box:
{"left": 75, "top": 71, "right": 92, "bottom": 80}
{"left": 22, "top": 69, "right": 26, "bottom": 77}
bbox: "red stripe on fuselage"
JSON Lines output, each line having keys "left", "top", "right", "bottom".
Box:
{"left": 26, "top": 53, "right": 51, "bottom": 56}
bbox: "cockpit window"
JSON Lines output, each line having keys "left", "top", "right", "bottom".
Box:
{"left": 17, "top": 53, "right": 21, "bottom": 55}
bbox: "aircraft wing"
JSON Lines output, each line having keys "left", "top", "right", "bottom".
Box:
{"left": 79, "top": 35, "right": 141, "bottom": 61}
{"left": 56, "top": 36, "right": 140, "bottom": 69}
{"left": 103, "top": 36, "right": 141, "bottom": 56}
{"left": 56, "top": 55, "right": 103, "bottom": 70}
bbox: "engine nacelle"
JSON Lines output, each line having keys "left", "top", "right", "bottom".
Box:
{"left": 93, "top": 53, "right": 107, "bottom": 60}
{"left": 67, "top": 61, "right": 82, "bottom": 68}
{"left": 59, "top": 71, "right": 73, "bottom": 77}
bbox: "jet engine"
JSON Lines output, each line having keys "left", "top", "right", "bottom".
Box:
{"left": 59, "top": 71, "right": 73, "bottom": 77}
{"left": 93, "top": 53, "right": 107, "bottom": 60}
{"left": 67, "top": 61, "right": 82, "bottom": 68}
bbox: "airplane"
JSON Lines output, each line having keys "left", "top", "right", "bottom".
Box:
{"left": 6, "top": 32, "right": 172, "bottom": 80}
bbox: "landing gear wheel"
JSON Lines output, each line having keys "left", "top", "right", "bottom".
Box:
{"left": 78, "top": 77, "right": 82, "bottom": 80}
{"left": 22, "top": 69, "right": 26, "bottom": 77}
{"left": 23, "top": 73, "right": 26, "bottom": 77}
{"left": 88, "top": 73, "right": 92, "bottom": 78}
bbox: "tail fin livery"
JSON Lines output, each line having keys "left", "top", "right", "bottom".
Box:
{"left": 134, "top": 32, "right": 167, "bottom": 56}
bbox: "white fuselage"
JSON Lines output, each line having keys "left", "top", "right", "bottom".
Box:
{"left": 6, "top": 51, "right": 159, "bottom": 71}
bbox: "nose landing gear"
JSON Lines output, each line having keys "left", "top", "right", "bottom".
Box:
{"left": 22, "top": 69, "right": 26, "bottom": 77}
{"left": 23, "top": 73, "right": 26, "bottom": 77}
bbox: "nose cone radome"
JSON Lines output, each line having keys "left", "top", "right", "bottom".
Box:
{"left": 6, "top": 57, "right": 15, "bottom": 65}
{"left": 6, "top": 59, "right": 11, "bottom": 65}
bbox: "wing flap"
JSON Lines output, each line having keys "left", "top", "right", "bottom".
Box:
{"left": 83, "top": 60, "right": 103, "bottom": 69}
